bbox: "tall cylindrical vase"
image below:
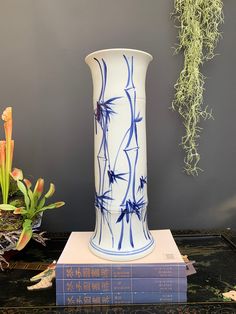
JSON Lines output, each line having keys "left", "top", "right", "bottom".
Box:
{"left": 85, "top": 48, "right": 155, "bottom": 261}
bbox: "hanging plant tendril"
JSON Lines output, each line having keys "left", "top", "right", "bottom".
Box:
{"left": 172, "top": 0, "right": 224, "bottom": 175}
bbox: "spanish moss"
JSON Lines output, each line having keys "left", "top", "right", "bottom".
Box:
{"left": 172, "top": 0, "right": 224, "bottom": 175}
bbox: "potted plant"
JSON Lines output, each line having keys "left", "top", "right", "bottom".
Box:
{"left": 0, "top": 107, "right": 65, "bottom": 268}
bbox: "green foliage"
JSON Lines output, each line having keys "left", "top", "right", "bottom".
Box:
{"left": 0, "top": 169, "right": 65, "bottom": 250}
{"left": 172, "top": 0, "right": 224, "bottom": 175}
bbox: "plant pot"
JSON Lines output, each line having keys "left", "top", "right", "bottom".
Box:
{"left": 85, "top": 48, "right": 155, "bottom": 261}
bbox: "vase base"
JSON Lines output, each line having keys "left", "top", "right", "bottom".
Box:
{"left": 88, "top": 236, "right": 155, "bottom": 262}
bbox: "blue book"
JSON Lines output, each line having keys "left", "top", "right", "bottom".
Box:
{"left": 56, "top": 277, "right": 187, "bottom": 293}
{"left": 56, "top": 230, "right": 186, "bottom": 279}
{"left": 56, "top": 292, "right": 187, "bottom": 305}
{"left": 56, "top": 263, "right": 186, "bottom": 279}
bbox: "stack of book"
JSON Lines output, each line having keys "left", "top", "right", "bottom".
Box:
{"left": 56, "top": 230, "right": 187, "bottom": 305}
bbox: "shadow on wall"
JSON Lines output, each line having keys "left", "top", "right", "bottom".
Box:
{"left": 203, "top": 195, "right": 236, "bottom": 228}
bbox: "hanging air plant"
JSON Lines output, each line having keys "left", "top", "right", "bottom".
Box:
{"left": 172, "top": 0, "right": 224, "bottom": 175}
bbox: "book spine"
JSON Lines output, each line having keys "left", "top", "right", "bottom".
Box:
{"left": 56, "top": 292, "right": 187, "bottom": 305}
{"left": 56, "top": 264, "right": 186, "bottom": 279}
{"left": 56, "top": 277, "right": 187, "bottom": 293}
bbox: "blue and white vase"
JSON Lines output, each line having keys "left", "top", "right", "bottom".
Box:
{"left": 85, "top": 48, "right": 155, "bottom": 261}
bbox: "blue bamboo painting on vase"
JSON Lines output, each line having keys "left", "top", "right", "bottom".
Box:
{"left": 93, "top": 57, "right": 122, "bottom": 247}
{"left": 86, "top": 49, "right": 155, "bottom": 260}
{"left": 116, "top": 55, "right": 151, "bottom": 250}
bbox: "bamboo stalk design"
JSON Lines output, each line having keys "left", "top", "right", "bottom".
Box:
{"left": 93, "top": 54, "right": 150, "bottom": 252}
{"left": 116, "top": 55, "right": 149, "bottom": 250}
{"left": 93, "top": 58, "right": 122, "bottom": 246}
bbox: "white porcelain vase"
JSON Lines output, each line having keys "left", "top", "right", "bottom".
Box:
{"left": 85, "top": 48, "right": 155, "bottom": 261}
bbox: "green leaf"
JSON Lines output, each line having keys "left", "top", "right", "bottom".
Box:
{"left": 37, "top": 197, "right": 46, "bottom": 210}
{"left": 16, "top": 219, "right": 32, "bottom": 251}
{"left": 55, "top": 201, "right": 65, "bottom": 208}
{"left": 0, "top": 203, "right": 17, "bottom": 211}
{"left": 9, "top": 199, "right": 24, "bottom": 207}
{"left": 45, "top": 183, "right": 55, "bottom": 199}
{"left": 17, "top": 181, "right": 30, "bottom": 210}
{"left": 27, "top": 189, "right": 34, "bottom": 210}
{"left": 37, "top": 201, "right": 65, "bottom": 213}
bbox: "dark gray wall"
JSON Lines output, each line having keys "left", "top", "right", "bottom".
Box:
{"left": 0, "top": 0, "right": 235, "bottom": 232}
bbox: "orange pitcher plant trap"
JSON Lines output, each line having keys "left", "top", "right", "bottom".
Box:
{"left": 0, "top": 107, "right": 65, "bottom": 269}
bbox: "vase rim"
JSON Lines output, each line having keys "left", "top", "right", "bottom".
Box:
{"left": 85, "top": 48, "right": 153, "bottom": 63}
